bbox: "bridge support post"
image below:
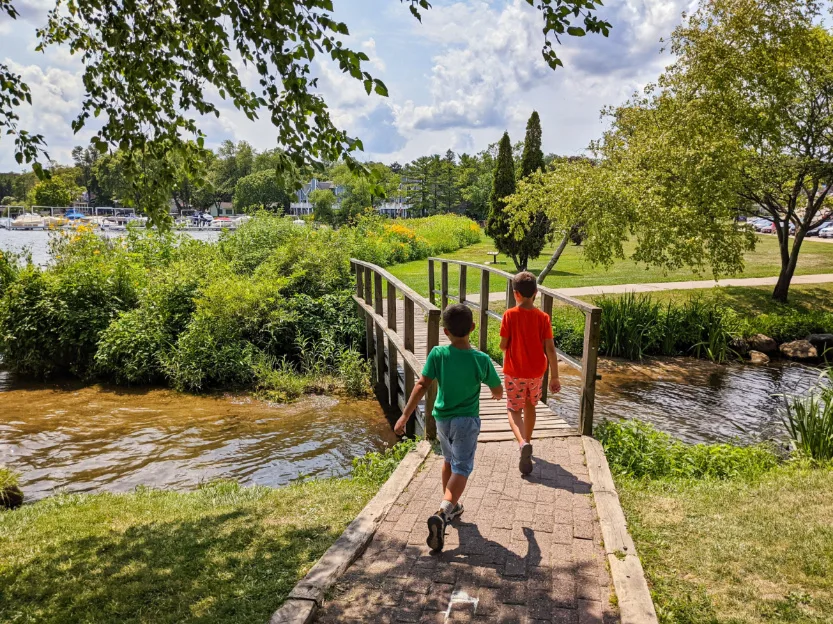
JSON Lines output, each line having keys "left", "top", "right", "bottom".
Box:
{"left": 541, "top": 293, "right": 554, "bottom": 404}
{"left": 479, "top": 269, "right": 489, "bottom": 352}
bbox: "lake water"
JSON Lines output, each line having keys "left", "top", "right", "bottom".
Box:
{"left": 0, "top": 372, "right": 398, "bottom": 502}
{"left": 0, "top": 228, "right": 221, "bottom": 266}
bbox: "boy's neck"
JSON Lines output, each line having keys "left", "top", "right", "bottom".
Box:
{"left": 448, "top": 335, "right": 472, "bottom": 350}
{"left": 518, "top": 297, "right": 536, "bottom": 309}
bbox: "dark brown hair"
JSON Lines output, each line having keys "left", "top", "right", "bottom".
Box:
{"left": 442, "top": 303, "right": 473, "bottom": 338}
{"left": 513, "top": 271, "right": 538, "bottom": 298}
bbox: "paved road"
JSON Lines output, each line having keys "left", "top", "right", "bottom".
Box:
{"left": 483, "top": 272, "right": 833, "bottom": 302}
{"left": 316, "top": 437, "right": 618, "bottom": 623}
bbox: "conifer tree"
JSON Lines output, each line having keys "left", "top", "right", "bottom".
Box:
{"left": 515, "top": 111, "right": 550, "bottom": 271}
{"left": 486, "top": 132, "right": 519, "bottom": 267}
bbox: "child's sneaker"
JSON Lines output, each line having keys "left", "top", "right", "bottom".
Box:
{"left": 427, "top": 511, "right": 447, "bottom": 551}
{"left": 519, "top": 442, "right": 533, "bottom": 475}
{"left": 446, "top": 502, "right": 464, "bottom": 523}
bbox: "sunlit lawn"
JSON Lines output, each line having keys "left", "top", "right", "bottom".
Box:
{"left": 619, "top": 466, "right": 833, "bottom": 623}
{"left": 0, "top": 480, "right": 377, "bottom": 624}
{"left": 388, "top": 234, "right": 833, "bottom": 297}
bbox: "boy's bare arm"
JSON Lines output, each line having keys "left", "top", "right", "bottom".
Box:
{"left": 394, "top": 375, "right": 433, "bottom": 435}
{"left": 499, "top": 336, "right": 510, "bottom": 352}
{"left": 544, "top": 339, "right": 561, "bottom": 393}
{"left": 489, "top": 383, "right": 504, "bottom": 400}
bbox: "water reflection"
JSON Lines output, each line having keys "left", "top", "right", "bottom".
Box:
{"left": 0, "top": 372, "right": 397, "bottom": 501}
{"left": 551, "top": 357, "right": 822, "bottom": 444}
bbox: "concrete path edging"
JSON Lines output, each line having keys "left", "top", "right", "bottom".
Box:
{"left": 583, "top": 436, "right": 658, "bottom": 624}
{"left": 268, "top": 441, "right": 433, "bottom": 624}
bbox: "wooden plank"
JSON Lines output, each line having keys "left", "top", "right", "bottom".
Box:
{"left": 459, "top": 265, "right": 467, "bottom": 305}
{"left": 606, "top": 555, "right": 659, "bottom": 624}
{"left": 404, "top": 298, "right": 415, "bottom": 353}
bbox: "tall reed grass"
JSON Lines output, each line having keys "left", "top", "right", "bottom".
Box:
{"left": 781, "top": 369, "right": 833, "bottom": 461}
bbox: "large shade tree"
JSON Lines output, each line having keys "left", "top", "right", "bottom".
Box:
{"left": 0, "top": 0, "right": 611, "bottom": 227}
{"left": 602, "top": 0, "right": 833, "bottom": 301}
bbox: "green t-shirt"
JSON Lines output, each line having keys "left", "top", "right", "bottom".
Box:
{"left": 422, "top": 344, "right": 501, "bottom": 421}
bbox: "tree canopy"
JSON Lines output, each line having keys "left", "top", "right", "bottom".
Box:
{"left": 486, "top": 132, "right": 519, "bottom": 267}
{"left": 599, "top": 0, "right": 833, "bottom": 301}
{"left": 0, "top": 0, "right": 611, "bottom": 227}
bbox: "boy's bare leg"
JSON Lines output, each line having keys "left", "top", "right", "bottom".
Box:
{"left": 507, "top": 409, "right": 526, "bottom": 445}
{"left": 440, "top": 462, "right": 467, "bottom": 505}
{"left": 522, "top": 401, "right": 537, "bottom": 443}
{"left": 443, "top": 474, "right": 468, "bottom": 506}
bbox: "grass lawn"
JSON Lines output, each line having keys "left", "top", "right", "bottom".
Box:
{"left": 619, "top": 465, "right": 833, "bottom": 623}
{"left": 576, "top": 282, "right": 833, "bottom": 314}
{"left": 387, "top": 234, "right": 833, "bottom": 297}
{"left": 0, "top": 479, "right": 377, "bottom": 624}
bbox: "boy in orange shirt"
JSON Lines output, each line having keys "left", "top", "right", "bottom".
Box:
{"left": 499, "top": 271, "right": 561, "bottom": 474}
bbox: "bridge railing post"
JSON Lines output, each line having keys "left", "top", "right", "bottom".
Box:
{"left": 373, "top": 273, "right": 385, "bottom": 401}
{"left": 403, "top": 297, "right": 416, "bottom": 438}
{"left": 363, "top": 266, "right": 375, "bottom": 379}
{"left": 459, "top": 265, "right": 467, "bottom": 305}
{"left": 424, "top": 310, "right": 441, "bottom": 440}
{"left": 440, "top": 261, "right": 449, "bottom": 310}
{"left": 579, "top": 307, "right": 602, "bottom": 436}
{"left": 479, "top": 269, "right": 489, "bottom": 352}
{"left": 386, "top": 280, "right": 398, "bottom": 409}
{"left": 428, "top": 259, "right": 436, "bottom": 305}
{"left": 541, "top": 293, "right": 554, "bottom": 404}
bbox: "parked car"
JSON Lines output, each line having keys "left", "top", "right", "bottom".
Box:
{"left": 820, "top": 225, "right": 833, "bottom": 239}
{"left": 755, "top": 220, "right": 775, "bottom": 233}
{"left": 808, "top": 219, "right": 833, "bottom": 237}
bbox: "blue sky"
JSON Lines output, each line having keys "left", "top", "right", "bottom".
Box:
{"left": 0, "top": 0, "right": 693, "bottom": 171}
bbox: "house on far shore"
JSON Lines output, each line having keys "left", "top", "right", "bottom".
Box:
{"left": 289, "top": 179, "right": 345, "bottom": 215}
{"left": 210, "top": 201, "right": 238, "bottom": 217}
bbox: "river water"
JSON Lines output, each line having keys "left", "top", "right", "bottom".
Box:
{"left": 0, "top": 372, "right": 398, "bottom": 502}
{"left": 553, "top": 357, "right": 821, "bottom": 445}
{"left": 0, "top": 228, "right": 220, "bottom": 266}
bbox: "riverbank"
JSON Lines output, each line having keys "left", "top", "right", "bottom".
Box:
{"left": 0, "top": 480, "right": 376, "bottom": 623}
{"left": 0, "top": 440, "right": 416, "bottom": 623}
{"left": 598, "top": 419, "right": 833, "bottom": 623}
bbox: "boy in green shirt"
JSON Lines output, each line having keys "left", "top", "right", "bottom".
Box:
{"left": 395, "top": 304, "right": 502, "bottom": 551}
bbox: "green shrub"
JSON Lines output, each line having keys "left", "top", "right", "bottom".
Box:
{"left": 0, "top": 466, "right": 23, "bottom": 510}
{"left": 596, "top": 419, "right": 779, "bottom": 480}
{"left": 781, "top": 370, "right": 833, "bottom": 461}
{"left": 352, "top": 438, "right": 419, "bottom": 485}
{"left": 0, "top": 249, "right": 27, "bottom": 299}
{"left": 338, "top": 348, "right": 371, "bottom": 397}
{"left": 219, "top": 212, "right": 300, "bottom": 273}
{"left": 747, "top": 309, "right": 833, "bottom": 342}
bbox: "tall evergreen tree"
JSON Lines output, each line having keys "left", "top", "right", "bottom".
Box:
{"left": 515, "top": 111, "right": 551, "bottom": 271}
{"left": 486, "top": 132, "right": 519, "bottom": 267}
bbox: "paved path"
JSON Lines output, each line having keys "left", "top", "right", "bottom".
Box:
{"left": 316, "top": 437, "right": 618, "bottom": 623}
{"left": 483, "top": 272, "right": 833, "bottom": 302}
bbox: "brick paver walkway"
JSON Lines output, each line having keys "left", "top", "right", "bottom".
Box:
{"left": 317, "top": 437, "right": 618, "bottom": 623}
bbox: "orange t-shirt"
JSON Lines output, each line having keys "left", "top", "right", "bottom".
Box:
{"left": 500, "top": 306, "right": 553, "bottom": 379}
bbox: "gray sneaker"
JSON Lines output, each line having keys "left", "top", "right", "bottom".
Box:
{"left": 446, "top": 502, "right": 464, "bottom": 523}
{"left": 427, "top": 511, "right": 447, "bottom": 551}
{"left": 519, "top": 442, "right": 533, "bottom": 475}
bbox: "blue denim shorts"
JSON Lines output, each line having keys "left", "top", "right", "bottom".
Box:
{"left": 436, "top": 417, "right": 481, "bottom": 477}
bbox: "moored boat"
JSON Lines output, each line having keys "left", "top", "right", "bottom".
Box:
{"left": 11, "top": 213, "right": 44, "bottom": 230}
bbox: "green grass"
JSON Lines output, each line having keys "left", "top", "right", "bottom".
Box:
{"left": 387, "top": 234, "right": 833, "bottom": 297}
{"left": 619, "top": 466, "right": 833, "bottom": 623}
{"left": 0, "top": 479, "right": 378, "bottom": 623}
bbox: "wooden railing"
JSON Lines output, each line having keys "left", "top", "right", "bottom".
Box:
{"left": 351, "top": 259, "right": 441, "bottom": 439}
{"left": 428, "top": 258, "right": 602, "bottom": 436}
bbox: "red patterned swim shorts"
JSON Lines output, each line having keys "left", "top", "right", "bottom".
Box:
{"left": 504, "top": 375, "right": 543, "bottom": 412}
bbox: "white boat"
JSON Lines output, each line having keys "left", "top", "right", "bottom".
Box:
{"left": 11, "top": 213, "right": 44, "bottom": 229}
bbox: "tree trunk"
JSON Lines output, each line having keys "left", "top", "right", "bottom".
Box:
{"left": 537, "top": 231, "right": 570, "bottom": 284}
{"left": 772, "top": 228, "right": 805, "bottom": 303}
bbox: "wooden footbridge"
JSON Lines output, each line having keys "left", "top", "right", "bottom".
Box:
{"left": 351, "top": 257, "right": 602, "bottom": 441}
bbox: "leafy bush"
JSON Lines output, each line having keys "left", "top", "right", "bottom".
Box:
{"left": 746, "top": 309, "right": 833, "bottom": 343}
{"left": 596, "top": 419, "right": 779, "bottom": 480}
{"left": 338, "top": 348, "right": 371, "bottom": 397}
{"left": 781, "top": 370, "right": 833, "bottom": 461}
{"left": 0, "top": 466, "right": 23, "bottom": 510}
{"left": 218, "top": 211, "right": 300, "bottom": 273}
{"left": 352, "top": 438, "right": 419, "bottom": 485}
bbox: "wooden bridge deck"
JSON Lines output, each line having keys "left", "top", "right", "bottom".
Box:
{"left": 382, "top": 300, "right": 576, "bottom": 442}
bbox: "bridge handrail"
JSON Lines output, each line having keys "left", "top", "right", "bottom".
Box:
{"left": 427, "top": 257, "right": 601, "bottom": 436}
{"left": 350, "top": 258, "right": 440, "bottom": 439}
